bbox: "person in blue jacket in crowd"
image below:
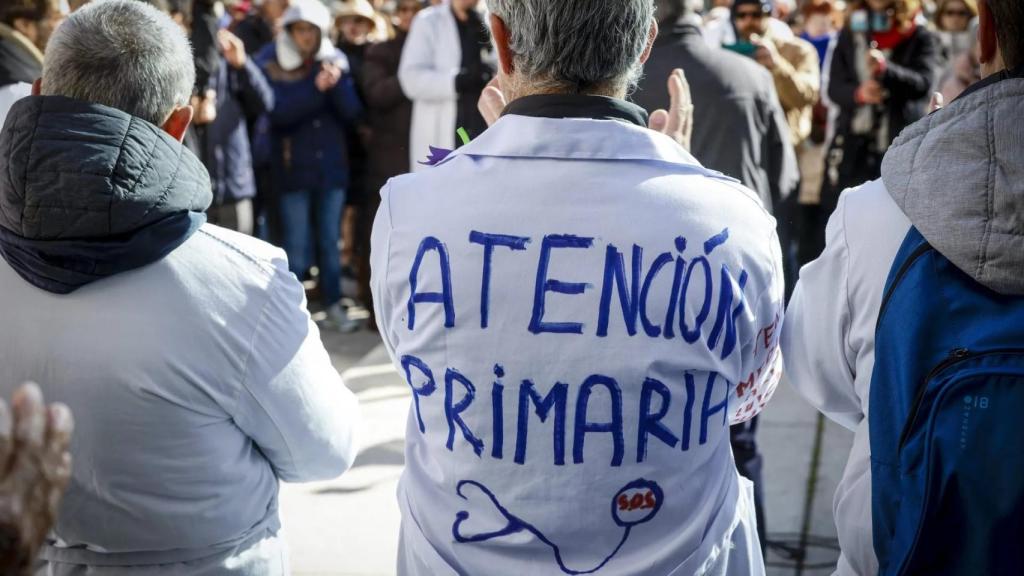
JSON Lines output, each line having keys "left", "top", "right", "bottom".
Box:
{"left": 257, "top": 0, "right": 364, "bottom": 331}
{"left": 199, "top": 28, "right": 274, "bottom": 236}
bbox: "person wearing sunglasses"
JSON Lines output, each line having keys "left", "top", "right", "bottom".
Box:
{"left": 705, "top": 0, "right": 796, "bottom": 49}
{"left": 932, "top": 0, "right": 978, "bottom": 76}
{"left": 732, "top": 0, "right": 820, "bottom": 152}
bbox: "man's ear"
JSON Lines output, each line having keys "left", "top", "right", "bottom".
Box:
{"left": 640, "top": 19, "right": 659, "bottom": 65}
{"left": 977, "top": 0, "right": 999, "bottom": 66}
{"left": 31, "top": 78, "right": 42, "bottom": 96}
{"left": 490, "top": 13, "right": 514, "bottom": 76}
{"left": 161, "top": 106, "right": 194, "bottom": 143}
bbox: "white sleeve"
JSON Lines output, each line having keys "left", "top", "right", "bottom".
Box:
{"left": 0, "top": 82, "right": 32, "bottom": 129}
{"left": 231, "top": 270, "right": 361, "bottom": 483}
{"left": 398, "top": 13, "right": 458, "bottom": 102}
{"left": 370, "top": 182, "right": 401, "bottom": 365}
{"left": 731, "top": 228, "right": 786, "bottom": 424}
{"left": 781, "top": 194, "right": 863, "bottom": 431}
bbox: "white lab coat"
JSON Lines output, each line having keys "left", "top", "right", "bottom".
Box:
{"left": 0, "top": 225, "right": 360, "bottom": 574}
{"left": 398, "top": 3, "right": 462, "bottom": 172}
{"left": 784, "top": 72, "right": 1024, "bottom": 576}
{"left": 782, "top": 180, "right": 910, "bottom": 576}
{"left": 371, "top": 112, "right": 786, "bottom": 575}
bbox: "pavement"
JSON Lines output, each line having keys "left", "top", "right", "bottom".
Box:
{"left": 279, "top": 327, "right": 854, "bottom": 576}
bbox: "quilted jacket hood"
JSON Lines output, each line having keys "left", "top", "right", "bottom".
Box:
{"left": 881, "top": 67, "right": 1024, "bottom": 295}
{"left": 0, "top": 96, "right": 212, "bottom": 293}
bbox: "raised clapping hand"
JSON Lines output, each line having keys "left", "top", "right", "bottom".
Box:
{"left": 0, "top": 383, "right": 73, "bottom": 575}
{"left": 750, "top": 34, "right": 779, "bottom": 71}
{"left": 316, "top": 61, "right": 343, "bottom": 93}
{"left": 867, "top": 48, "right": 887, "bottom": 78}
{"left": 647, "top": 69, "right": 694, "bottom": 152}
{"left": 191, "top": 89, "right": 218, "bottom": 126}
{"left": 218, "top": 29, "right": 247, "bottom": 70}
{"left": 477, "top": 69, "right": 695, "bottom": 152}
{"left": 857, "top": 78, "right": 885, "bottom": 105}
{"left": 477, "top": 77, "right": 507, "bottom": 128}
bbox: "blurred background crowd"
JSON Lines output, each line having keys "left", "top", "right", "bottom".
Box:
{"left": 0, "top": 0, "right": 975, "bottom": 333}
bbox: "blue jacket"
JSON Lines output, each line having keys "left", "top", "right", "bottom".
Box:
{"left": 204, "top": 57, "right": 274, "bottom": 204}
{"left": 255, "top": 44, "right": 364, "bottom": 194}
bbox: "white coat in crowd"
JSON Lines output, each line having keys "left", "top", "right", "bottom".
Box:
{"left": 783, "top": 73, "right": 1024, "bottom": 576}
{"left": 398, "top": 1, "right": 490, "bottom": 172}
{"left": 0, "top": 82, "right": 31, "bottom": 128}
{"left": 371, "top": 109, "right": 786, "bottom": 575}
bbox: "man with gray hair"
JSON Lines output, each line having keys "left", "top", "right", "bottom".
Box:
{"left": 371, "top": 1, "right": 785, "bottom": 574}
{"left": 0, "top": 1, "right": 360, "bottom": 573}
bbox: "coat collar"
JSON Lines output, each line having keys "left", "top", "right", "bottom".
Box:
{"left": 502, "top": 94, "right": 649, "bottom": 127}
{"left": 436, "top": 111, "right": 720, "bottom": 177}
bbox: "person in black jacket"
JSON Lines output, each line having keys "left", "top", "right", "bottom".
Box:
{"left": 232, "top": 0, "right": 287, "bottom": 56}
{"left": 356, "top": 0, "right": 422, "bottom": 327}
{"left": 634, "top": 0, "right": 800, "bottom": 558}
{"left": 362, "top": 0, "right": 420, "bottom": 189}
{"left": 634, "top": 2, "right": 798, "bottom": 218}
{"left": 821, "top": 0, "right": 939, "bottom": 220}
{"left": 332, "top": 0, "right": 379, "bottom": 306}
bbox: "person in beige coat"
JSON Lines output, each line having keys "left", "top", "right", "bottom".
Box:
{"left": 733, "top": 0, "right": 821, "bottom": 147}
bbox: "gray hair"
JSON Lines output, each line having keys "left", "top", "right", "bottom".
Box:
{"left": 42, "top": 0, "right": 195, "bottom": 126}
{"left": 486, "top": 0, "right": 655, "bottom": 96}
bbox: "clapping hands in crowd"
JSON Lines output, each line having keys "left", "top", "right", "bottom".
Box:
{"left": 0, "top": 384, "right": 73, "bottom": 576}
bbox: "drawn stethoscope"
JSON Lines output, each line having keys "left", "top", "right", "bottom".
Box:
{"left": 452, "top": 478, "right": 664, "bottom": 575}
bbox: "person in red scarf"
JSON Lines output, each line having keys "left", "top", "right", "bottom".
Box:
{"left": 819, "top": 0, "right": 939, "bottom": 224}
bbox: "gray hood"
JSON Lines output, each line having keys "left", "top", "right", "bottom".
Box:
{"left": 881, "top": 75, "right": 1024, "bottom": 295}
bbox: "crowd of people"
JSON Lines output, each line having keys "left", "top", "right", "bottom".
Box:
{"left": 0, "top": 0, "right": 1020, "bottom": 574}
{"left": 0, "top": 0, "right": 980, "bottom": 333}
{"left": 0, "top": 0, "right": 489, "bottom": 335}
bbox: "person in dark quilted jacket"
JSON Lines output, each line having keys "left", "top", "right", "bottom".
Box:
{"left": 0, "top": 2, "right": 360, "bottom": 573}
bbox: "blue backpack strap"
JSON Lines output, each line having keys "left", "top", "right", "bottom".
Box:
{"left": 878, "top": 227, "right": 931, "bottom": 320}
{"left": 871, "top": 227, "right": 934, "bottom": 572}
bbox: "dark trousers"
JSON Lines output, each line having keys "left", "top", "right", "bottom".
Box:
{"left": 731, "top": 417, "right": 766, "bottom": 557}
{"left": 356, "top": 185, "right": 382, "bottom": 324}
{"left": 280, "top": 187, "right": 346, "bottom": 307}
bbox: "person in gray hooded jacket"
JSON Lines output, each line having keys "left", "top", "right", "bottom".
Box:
{"left": 0, "top": 1, "right": 360, "bottom": 574}
{"left": 781, "top": 0, "right": 1023, "bottom": 573}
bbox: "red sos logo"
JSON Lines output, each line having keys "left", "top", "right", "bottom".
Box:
{"left": 617, "top": 490, "right": 657, "bottom": 512}
{"left": 611, "top": 479, "right": 664, "bottom": 528}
